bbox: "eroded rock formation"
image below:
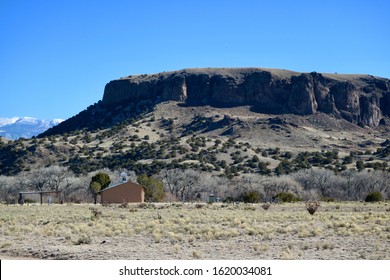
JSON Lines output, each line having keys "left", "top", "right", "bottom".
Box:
{"left": 102, "top": 68, "right": 390, "bottom": 127}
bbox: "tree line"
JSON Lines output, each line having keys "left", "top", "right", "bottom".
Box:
{"left": 0, "top": 166, "right": 389, "bottom": 204}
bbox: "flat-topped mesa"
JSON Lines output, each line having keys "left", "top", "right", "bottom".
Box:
{"left": 102, "top": 68, "right": 390, "bottom": 127}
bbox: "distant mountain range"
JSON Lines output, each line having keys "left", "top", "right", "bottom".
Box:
{"left": 0, "top": 117, "right": 63, "bottom": 140}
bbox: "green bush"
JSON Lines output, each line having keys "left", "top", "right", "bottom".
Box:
{"left": 275, "top": 192, "right": 300, "bottom": 203}
{"left": 242, "top": 191, "right": 262, "bottom": 203}
{"left": 137, "top": 174, "right": 165, "bottom": 202}
{"left": 320, "top": 196, "right": 335, "bottom": 202}
{"left": 365, "top": 192, "right": 383, "bottom": 202}
{"left": 24, "top": 198, "right": 36, "bottom": 204}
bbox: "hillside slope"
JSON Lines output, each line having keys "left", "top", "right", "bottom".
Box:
{"left": 1, "top": 68, "right": 389, "bottom": 177}
{"left": 42, "top": 68, "right": 390, "bottom": 137}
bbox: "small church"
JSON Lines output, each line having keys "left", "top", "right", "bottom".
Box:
{"left": 100, "top": 172, "right": 145, "bottom": 204}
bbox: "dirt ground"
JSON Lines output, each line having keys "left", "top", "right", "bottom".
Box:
{"left": 0, "top": 202, "right": 389, "bottom": 260}
{"left": 0, "top": 254, "right": 38, "bottom": 260}
{"left": 1, "top": 232, "right": 388, "bottom": 260}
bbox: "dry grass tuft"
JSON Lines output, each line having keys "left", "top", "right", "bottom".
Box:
{"left": 192, "top": 250, "right": 202, "bottom": 259}
{"left": 75, "top": 235, "right": 91, "bottom": 245}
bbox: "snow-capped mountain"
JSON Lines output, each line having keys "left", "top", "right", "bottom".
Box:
{"left": 0, "top": 117, "right": 64, "bottom": 140}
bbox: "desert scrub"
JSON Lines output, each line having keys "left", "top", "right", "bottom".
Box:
{"left": 281, "top": 249, "right": 294, "bottom": 260}
{"left": 173, "top": 244, "right": 181, "bottom": 254}
{"left": 365, "top": 192, "right": 383, "bottom": 202}
{"left": 262, "top": 203, "right": 271, "bottom": 210}
{"left": 275, "top": 192, "right": 300, "bottom": 203}
{"left": 230, "top": 217, "right": 242, "bottom": 227}
{"left": 276, "top": 225, "right": 293, "bottom": 234}
{"left": 297, "top": 227, "right": 312, "bottom": 238}
{"left": 167, "top": 231, "right": 183, "bottom": 243}
{"left": 1, "top": 203, "right": 389, "bottom": 259}
{"left": 213, "top": 228, "right": 240, "bottom": 239}
{"left": 192, "top": 250, "right": 202, "bottom": 259}
{"left": 152, "top": 229, "right": 162, "bottom": 243}
{"left": 89, "top": 207, "right": 102, "bottom": 220}
{"left": 0, "top": 242, "right": 11, "bottom": 249}
{"left": 306, "top": 201, "right": 320, "bottom": 215}
{"left": 252, "top": 242, "right": 269, "bottom": 253}
{"left": 75, "top": 235, "right": 92, "bottom": 245}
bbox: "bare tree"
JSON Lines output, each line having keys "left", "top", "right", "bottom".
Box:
{"left": 125, "top": 170, "right": 138, "bottom": 182}
{"left": 156, "top": 169, "right": 183, "bottom": 201}
{"left": 292, "top": 169, "right": 342, "bottom": 199}
{"left": 291, "top": 169, "right": 314, "bottom": 191}
{"left": 339, "top": 169, "right": 356, "bottom": 200}
{"left": 0, "top": 175, "right": 17, "bottom": 202}
{"left": 260, "top": 175, "right": 304, "bottom": 201}
{"left": 345, "top": 170, "right": 390, "bottom": 200}
{"left": 61, "top": 175, "right": 91, "bottom": 203}
{"left": 14, "top": 171, "right": 30, "bottom": 191}
{"left": 199, "top": 175, "right": 230, "bottom": 199}
{"left": 178, "top": 169, "right": 202, "bottom": 201}
{"left": 226, "top": 174, "right": 264, "bottom": 201}
{"left": 29, "top": 168, "right": 50, "bottom": 191}
{"left": 45, "top": 166, "right": 74, "bottom": 192}
{"left": 156, "top": 169, "right": 202, "bottom": 201}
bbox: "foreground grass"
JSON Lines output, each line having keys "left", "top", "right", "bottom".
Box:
{"left": 0, "top": 202, "right": 389, "bottom": 259}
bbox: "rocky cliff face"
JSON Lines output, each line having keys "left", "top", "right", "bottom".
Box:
{"left": 104, "top": 68, "right": 389, "bottom": 127}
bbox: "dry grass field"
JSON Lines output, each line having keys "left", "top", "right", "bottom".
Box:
{"left": 0, "top": 202, "right": 389, "bottom": 260}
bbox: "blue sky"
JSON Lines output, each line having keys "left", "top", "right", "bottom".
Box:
{"left": 1, "top": 0, "right": 389, "bottom": 120}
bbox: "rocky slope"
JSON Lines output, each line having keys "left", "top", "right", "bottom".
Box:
{"left": 103, "top": 68, "right": 390, "bottom": 128}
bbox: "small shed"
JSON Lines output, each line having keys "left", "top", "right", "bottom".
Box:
{"left": 100, "top": 181, "right": 145, "bottom": 204}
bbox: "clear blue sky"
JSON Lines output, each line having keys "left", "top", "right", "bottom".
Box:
{"left": 1, "top": 0, "right": 389, "bottom": 120}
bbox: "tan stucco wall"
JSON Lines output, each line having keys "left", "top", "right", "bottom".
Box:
{"left": 100, "top": 182, "right": 145, "bottom": 203}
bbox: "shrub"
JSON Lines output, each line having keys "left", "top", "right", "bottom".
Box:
{"left": 24, "top": 198, "right": 36, "bottom": 204}
{"left": 243, "top": 206, "right": 256, "bottom": 211}
{"left": 306, "top": 201, "right": 320, "bottom": 215}
{"left": 119, "top": 201, "right": 129, "bottom": 208}
{"left": 275, "top": 192, "right": 300, "bottom": 203}
{"left": 261, "top": 203, "right": 271, "bottom": 210}
{"left": 75, "top": 235, "right": 92, "bottom": 245}
{"left": 192, "top": 250, "right": 202, "bottom": 259}
{"left": 242, "top": 191, "right": 262, "bottom": 203}
{"left": 89, "top": 207, "right": 102, "bottom": 219}
{"left": 365, "top": 192, "right": 383, "bottom": 202}
{"left": 138, "top": 203, "right": 148, "bottom": 208}
{"left": 320, "top": 196, "right": 335, "bottom": 202}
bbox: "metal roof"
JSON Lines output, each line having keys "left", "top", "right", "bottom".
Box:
{"left": 99, "top": 181, "right": 146, "bottom": 193}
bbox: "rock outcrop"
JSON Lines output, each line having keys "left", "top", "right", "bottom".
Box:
{"left": 102, "top": 68, "right": 390, "bottom": 128}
